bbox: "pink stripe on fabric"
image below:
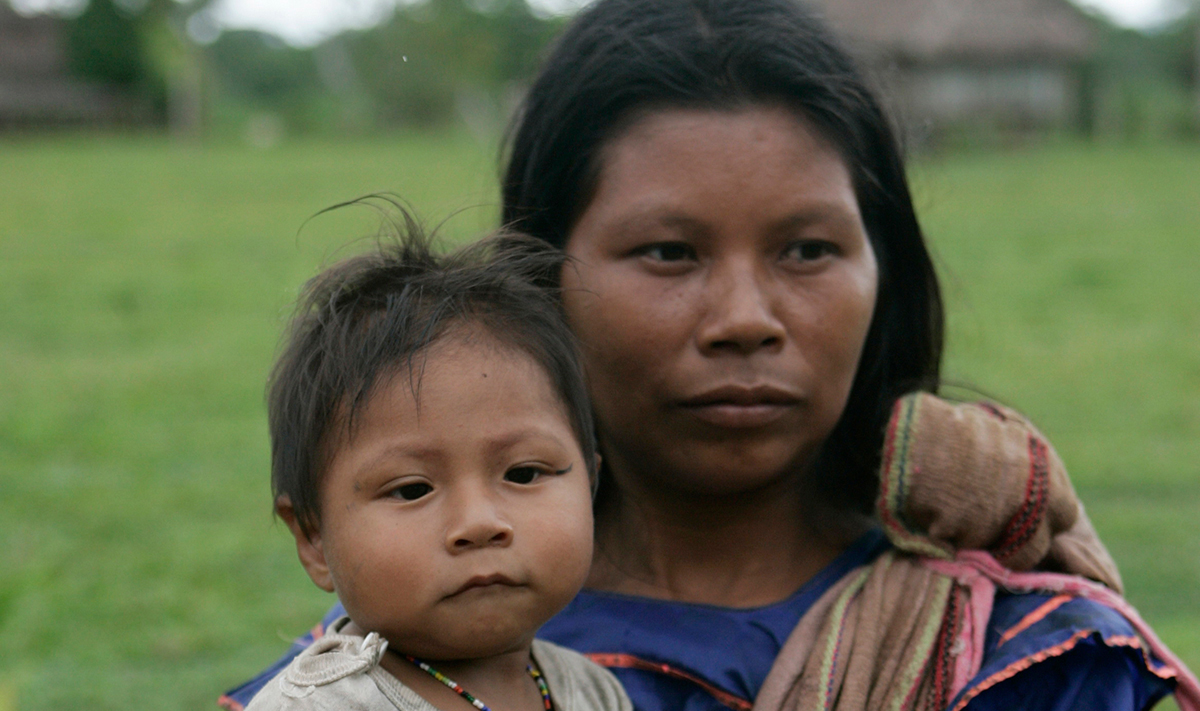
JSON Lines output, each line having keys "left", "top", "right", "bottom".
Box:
{"left": 996, "top": 594, "right": 1073, "bottom": 648}
{"left": 948, "top": 568, "right": 995, "bottom": 702}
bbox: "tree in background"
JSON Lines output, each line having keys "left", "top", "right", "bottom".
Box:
{"left": 1186, "top": 1, "right": 1200, "bottom": 120}
{"left": 196, "top": 0, "right": 562, "bottom": 137}
{"left": 343, "top": 0, "right": 561, "bottom": 130}
{"left": 60, "top": 0, "right": 169, "bottom": 124}
{"left": 1085, "top": 4, "right": 1200, "bottom": 139}
{"left": 139, "top": 0, "right": 216, "bottom": 138}
{"left": 57, "top": 0, "right": 216, "bottom": 134}
{"left": 205, "top": 30, "right": 335, "bottom": 134}
{"left": 66, "top": 0, "right": 150, "bottom": 87}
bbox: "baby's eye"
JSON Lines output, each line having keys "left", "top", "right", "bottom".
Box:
{"left": 390, "top": 482, "right": 433, "bottom": 501}
{"left": 504, "top": 466, "right": 543, "bottom": 485}
{"left": 504, "top": 463, "right": 572, "bottom": 485}
{"left": 784, "top": 240, "right": 838, "bottom": 262}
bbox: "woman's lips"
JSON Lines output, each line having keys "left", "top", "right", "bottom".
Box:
{"left": 677, "top": 385, "right": 801, "bottom": 428}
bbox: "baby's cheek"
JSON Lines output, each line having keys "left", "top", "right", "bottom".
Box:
{"left": 543, "top": 510, "right": 594, "bottom": 599}
{"left": 331, "top": 544, "right": 408, "bottom": 632}
{"left": 327, "top": 566, "right": 367, "bottom": 626}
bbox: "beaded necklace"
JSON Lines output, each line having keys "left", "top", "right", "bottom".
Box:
{"left": 405, "top": 656, "right": 553, "bottom": 711}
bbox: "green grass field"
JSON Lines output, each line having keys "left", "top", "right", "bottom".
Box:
{"left": 1, "top": 133, "right": 1197, "bottom": 709}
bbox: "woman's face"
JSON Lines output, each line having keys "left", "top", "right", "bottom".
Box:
{"left": 561, "top": 106, "right": 878, "bottom": 496}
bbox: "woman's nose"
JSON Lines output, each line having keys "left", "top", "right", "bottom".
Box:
{"left": 445, "top": 491, "right": 514, "bottom": 551}
{"left": 697, "top": 258, "right": 786, "bottom": 355}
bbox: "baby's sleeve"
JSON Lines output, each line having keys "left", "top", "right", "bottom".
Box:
{"left": 532, "top": 639, "right": 634, "bottom": 711}
{"left": 244, "top": 632, "right": 392, "bottom": 711}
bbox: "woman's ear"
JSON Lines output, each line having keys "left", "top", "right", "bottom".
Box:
{"left": 276, "top": 495, "right": 335, "bottom": 593}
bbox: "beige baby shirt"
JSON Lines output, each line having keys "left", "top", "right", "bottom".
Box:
{"left": 245, "top": 623, "right": 633, "bottom": 711}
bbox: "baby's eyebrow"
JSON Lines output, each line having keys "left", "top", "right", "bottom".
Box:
{"left": 349, "top": 429, "right": 570, "bottom": 477}
{"left": 353, "top": 443, "right": 448, "bottom": 475}
{"left": 481, "top": 428, "right": 571, "bottom": 455}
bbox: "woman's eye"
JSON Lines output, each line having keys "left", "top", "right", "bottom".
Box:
{"left": 784, "top": 241, "right": 837, "bottom": 262}
{"left": 391, "top": 482, "right": 433, "bottom": 501}
{"left": 640, "top": 242, "right": 696, "bottom": 262}
{"left": 504, "top": 466, "right": 543, "bottom": 485}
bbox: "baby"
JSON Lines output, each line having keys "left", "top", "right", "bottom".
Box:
{"left": 246, "top": 224, "right": 629, "bottom": 711}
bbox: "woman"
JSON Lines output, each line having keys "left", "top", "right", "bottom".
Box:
{"left": 224, "top": 0, "right": 1195, "bottom": 708}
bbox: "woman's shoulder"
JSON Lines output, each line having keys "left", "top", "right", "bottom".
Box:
{"left": 958, "top": 591, "right": 1176, "bottom": 711}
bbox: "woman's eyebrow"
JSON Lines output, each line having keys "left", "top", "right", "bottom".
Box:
{"left": 604, "top": 212, "right": 712, "bottom": 242}
{"left": 609, "top": 203, "right": 860, "bottom": 238}
{"left": 608, "top": 209, "right": 696, "bottom": 230}
{"left": 774, "top": 203, "right": 862, "bottom": 229}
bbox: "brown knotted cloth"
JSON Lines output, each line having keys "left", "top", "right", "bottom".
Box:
{"left": 751, "top": 393, "right": 1199, "bottom": 711}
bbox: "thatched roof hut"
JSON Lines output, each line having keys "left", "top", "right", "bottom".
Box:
{"left": 808, "top": 0, "right": 1099, "bottom": 136}
{"left": 0, "top": 4, "right": 142, "bottom": 128}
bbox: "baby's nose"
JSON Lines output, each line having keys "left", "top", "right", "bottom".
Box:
{"left": 451, "top": 523, "right": 513, "bottom": 550}
{"left": 446, "top": 499, "right": 514, "bottom": 551}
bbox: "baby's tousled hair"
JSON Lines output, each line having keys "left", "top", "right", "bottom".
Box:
{"left": 268, "top": 205, "right": 596, "bottom": 538}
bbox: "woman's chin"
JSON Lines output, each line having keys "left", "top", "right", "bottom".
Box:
{"left": 648, "top": 445, "right": 814, "bottom": 499}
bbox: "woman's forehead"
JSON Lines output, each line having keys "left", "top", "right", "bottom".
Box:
{"left": 571, "top": 105, "right": 861, "bottom": 241}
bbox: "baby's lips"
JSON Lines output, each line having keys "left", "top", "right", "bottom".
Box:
{"left": 449, "top": 572, "right": 521, "bottom": 596}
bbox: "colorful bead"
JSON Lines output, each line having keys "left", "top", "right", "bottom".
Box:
{"left": 528, "top": 664, "right": 553, "bottom": 711}
{"left": 405, "top": 656, "right": 554, "bottom": 711}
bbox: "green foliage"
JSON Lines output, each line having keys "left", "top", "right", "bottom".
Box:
{"left": 0, "top": 135, "right": 1197, "bottom": 708}
{"left": 203, "top": 31, "right": 337, "bottom": 133}
{"left": 207, "top": 31, "right": 321, "bottom": 103}
{"left": 65, "top": 0, "right": 150, "bottom": 87}
{"left": 196, "top": 0, "right": 563, "bottom": 133}
{"left": 343, "top": 0, "right": 563, "bottom": 127}
{"left": 1087, "top": 10, "right": 1200, "bottom": 139}
{"left": 1158, "top": 13, "right": 1198, "bottom": 87}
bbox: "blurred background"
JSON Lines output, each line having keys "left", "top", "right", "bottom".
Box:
{"left": 0, "top": 0, "right": 1197, "bottom": 709}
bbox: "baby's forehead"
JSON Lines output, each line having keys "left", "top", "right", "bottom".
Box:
{"left": 374, "top": 325, "right": 570, "bottom": 412}
{"left": 327, "top": 332, "right": 580, "bottom": 460}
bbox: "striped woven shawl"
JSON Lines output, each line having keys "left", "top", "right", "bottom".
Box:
{"left": 751, "top": 393, "right": 1200, "bottom": 711}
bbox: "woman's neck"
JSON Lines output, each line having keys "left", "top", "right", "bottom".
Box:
{"left": 587, "top": 464, "right": 867, "bottom": 608}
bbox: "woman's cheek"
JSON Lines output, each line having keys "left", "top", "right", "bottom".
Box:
{"left": 569, "top": 265, "right": 676, "bottom": 367}
{"left": 820, "top": 264, "right": 878, "bottom": 401}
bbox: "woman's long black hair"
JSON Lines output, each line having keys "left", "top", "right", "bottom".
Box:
{"left": 501, "top": 0, "right": 943, "bottom": 514}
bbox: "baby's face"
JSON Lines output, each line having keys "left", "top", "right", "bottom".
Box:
{"left": 303, "top": 330, "right": 594, "bottom": 660}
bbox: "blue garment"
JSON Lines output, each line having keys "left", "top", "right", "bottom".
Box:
{"left": 960, "top": 591, "right": 1175, "bottom": 710}
{"left": 221, "top": 530, "right": 1174, "bottom": 711}
{"left": 538, "top": 530, "right": 891, "bottom": 711}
